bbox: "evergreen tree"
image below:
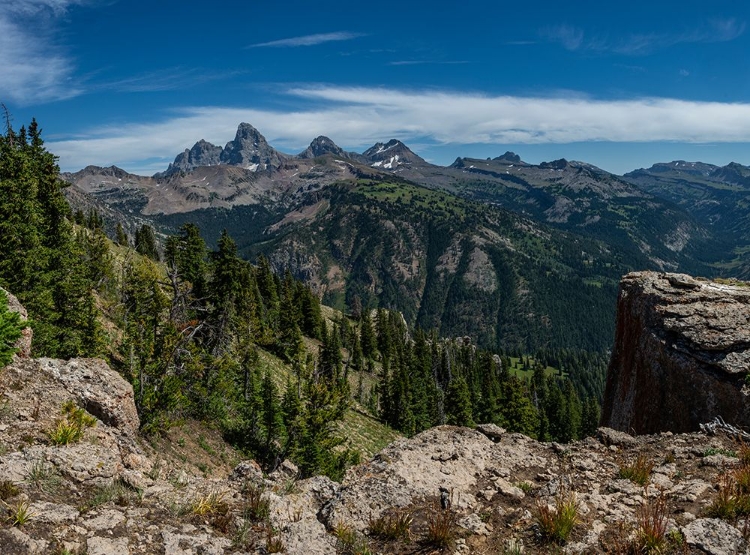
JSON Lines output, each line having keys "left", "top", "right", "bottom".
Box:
{"left": 261, "top": 370, "right": 284, "bottom": 466}
{"left": 115, "top": 222, "right": 129, "bottom": 246}
{"left": 360, "top": 310, "right": 377, "bottom": 359}
{"left": 445, "top": 375, "right": 474, "bottom": 427}
{"left": 135, "top": 224, "right": 160, "bottom": 261}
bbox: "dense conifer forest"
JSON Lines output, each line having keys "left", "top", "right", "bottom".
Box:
{"left": 0, "top": 119, "right": 603, "bottom": 480}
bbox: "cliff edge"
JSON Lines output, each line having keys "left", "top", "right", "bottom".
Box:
{"left": 601, "top": 271, "right": 750, "bottom": 434}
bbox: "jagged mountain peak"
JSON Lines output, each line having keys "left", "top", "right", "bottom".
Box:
{"left": 220, "top": 122, "right": 287, "bottom": 171}
{"left": 299, "top": 135, "right": 347, "bottom": 159}
{"left": 162, "top": 139, "right": 223, "bottom": 176}
{"left": 362, "top": 139, "right": 425, "bottom": 169}
{"left": 493, "top": 151, "right": 522, "bottom": 163}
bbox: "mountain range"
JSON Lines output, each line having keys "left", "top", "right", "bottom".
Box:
{"left": 61, "top": 123, "right": 750, "bottom": 352}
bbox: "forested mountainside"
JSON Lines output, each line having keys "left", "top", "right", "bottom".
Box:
{"left": 623, "top": 160, "right": 750, "bottom": 277}
{"left": 61, "top": 124, "right": 750, "bottom": 360}
{"left": 244, "top": 178, "right": 621, "bottom": 353}
{"left": 1, "top": 119, "right": 604, "bottom": 484}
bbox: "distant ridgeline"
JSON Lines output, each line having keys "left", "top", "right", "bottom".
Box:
{"left": 0, "top": 120, "right": 604, "bottom": 480}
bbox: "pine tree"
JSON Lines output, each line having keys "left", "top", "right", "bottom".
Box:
{"left": 445, "top": 375, "right": 474, "bottom": 427}
{"left": 115, "top": 223, "right": 129, "bottom": 246}
{"left": 135, "top": 224, "right": 160, "bottom": 261}
{"left": 360, "top": 310, "right": 377, "bottom": 359}
{"left": 261, "top": 370, "right": 284, "bottom": 466}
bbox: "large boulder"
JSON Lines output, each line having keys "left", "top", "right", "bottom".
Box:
{"left": 601, "top": 272, "right": 750, "bottom": 434}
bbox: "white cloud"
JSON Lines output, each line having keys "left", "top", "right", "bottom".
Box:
{"left": 48, "top": 86, "right": 750, "bottom": 174}
{"left": 247, "top": 32, "right": 364, "bottom": 48}
{"left": 544, "top": 18, "right": 745, "bottom": 55}
{"left": 0, "top": 0, "right": 92, "bottom": 104}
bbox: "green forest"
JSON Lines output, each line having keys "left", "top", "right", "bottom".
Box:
{"left": 0, "top": 119, "right": 603, "bottom": 481}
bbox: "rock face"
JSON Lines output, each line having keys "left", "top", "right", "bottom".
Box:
{"left": 220, "top": 122, "right": 287, "bottom": 170}
{"left": 165, "top": 139, "right": 223, "bottom": 175}
{"left": 601, "top": 271, "right": 750, "bottom": 434}
{"left": 362, "top": 139, "right": 426, "bottom": 169}
{"left": 298, "top": 136, "right": 348, "bottom": 159}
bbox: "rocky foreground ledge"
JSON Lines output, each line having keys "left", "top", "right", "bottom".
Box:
{"left": 2, "top": 282, "right": 750, "bottom": 554}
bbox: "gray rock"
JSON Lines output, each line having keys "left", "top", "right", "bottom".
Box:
{"left": 29, "top": 501, "right": 79, "bottom": 523}
{"left": 476, "top": 423, "right": 506, "bottom": 442}
{"left": 0, "top": 527, "right": 48, "bottom": 553}
{"left": 683, "top": 518, "right": 749, "bottom": 555}
{"left": 87, "top": 536, "right": 130, "bottom": 555}
{"left": 596, "top": 427, "right": 637, "bottom": 448}
{"left": 164, "top": 139, "right": 223, "bottom": 175}
{"left": 602, "top": 272, "right": 750, "bottom": 434}
{"left": 1, "top": 287, "right": 31, "bottom": 358}
{"left": 299, "top": 136, "right": 348, "bottom": 159}
{"left": 37, "top": 357, "right": 140, "bottom": 437}
{"left": 83, "top": 509, "right": 127, "bottom": 531}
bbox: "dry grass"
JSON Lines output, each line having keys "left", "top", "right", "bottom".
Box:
{"left": 367, "top": 509, "right": 413, "bottom": 541}
{"left": 619, "top": 454, "right": 655, "bottom": 486}
{"left": 423, "top": 503, "right": 458, "bottom": 548}
{"left": 536, "top": 491, "right": 579, "bottom": 544}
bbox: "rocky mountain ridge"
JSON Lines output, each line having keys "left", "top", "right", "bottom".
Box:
{"left": 3, "top": 277, "right": 750, "bottom": 553}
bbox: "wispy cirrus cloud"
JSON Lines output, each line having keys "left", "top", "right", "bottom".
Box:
{"left": 94, "top": 67, "right": 246, "bottom": 93}
{"left": 48, "top": 85, "right": 750, "bottom": 174}
{"left": 544, "top": 17, "right": 745, "bottom": 55}
{"left": 247, "top": 31, "right": 365, "bottom": 48}
{"left": 0, "top": 0, "right": 96, "bottom": 104}
{"left": 388, "top": 60, "right": 470, "bottom": 66}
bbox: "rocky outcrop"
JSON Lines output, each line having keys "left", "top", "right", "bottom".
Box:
{"left": 601, "top": 271, "right": 750, "bottom": 434}
{"left": 2, "top": 289, "right": 750, "bottom": 554}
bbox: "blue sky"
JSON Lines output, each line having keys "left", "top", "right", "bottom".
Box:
{"left": 3, "top": 0, "right": 750, "bottom": 175}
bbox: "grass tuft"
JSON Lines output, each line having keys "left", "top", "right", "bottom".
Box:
{"left": 367, "top": 509, "right": 412, "bottom": 541}
{"left": 536, "top": 491, "right": 578, "bottom": 544}
{"left": 334, "top": 521, "right": 373, "bottom": 555}
{"left": 632, "top": 492, "right": 670, "bottom": 553}
{"left": 243, "top": 482, "right": 270, "bottom": 522}
{"left": 47, "top": 401, "right": 96, "bottom": 445}
{"left": 0, "top": 480, "right": 19, "bottom": 500}
{"left": 6, "top": 500, "right": 34, "bottom": 526}
{"left": 423, "top": 502, "right": 457, "bottom": 548}
{"left": 26, "top": 459, "right": 61, "bottom": 492}
{"left": 619, "top": 454, "right": 655, "bottom": 486}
